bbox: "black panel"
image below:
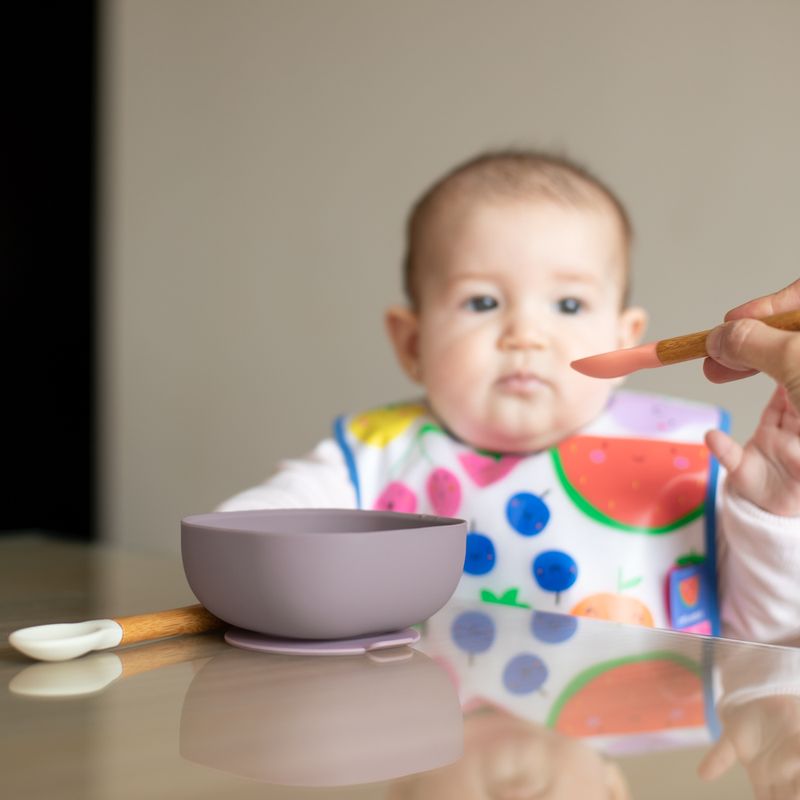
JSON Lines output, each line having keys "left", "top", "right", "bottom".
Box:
{"left": 0, "top": 3, "right": 98, "bottom": 539}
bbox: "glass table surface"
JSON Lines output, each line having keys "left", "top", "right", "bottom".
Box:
{"left": 2, "top": 533, "right": 799, "bottom": 799}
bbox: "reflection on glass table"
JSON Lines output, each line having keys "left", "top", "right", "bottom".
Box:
{"left": 179, "top": 646, "right": 463, "bottom": 786}
{"left": 406, "top": 603, "right": 800, "bottom": 799}
{"left": 6, "top": 593, "right": 800, "bottom": 798}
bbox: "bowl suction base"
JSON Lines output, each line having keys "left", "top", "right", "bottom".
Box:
{"left": 224, "top": 626, "right": 420, "bottom": 656}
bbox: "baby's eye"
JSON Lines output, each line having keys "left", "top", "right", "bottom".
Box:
{"left": 464, "top": 295, "right": 499, "bottom": 313}
{"left": 556, "top": 297, "right": 583, "bottom": 315}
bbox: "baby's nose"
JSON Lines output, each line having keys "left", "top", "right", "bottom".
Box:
{"left": 499, "top": 319, "right": 548, "bottom": 351}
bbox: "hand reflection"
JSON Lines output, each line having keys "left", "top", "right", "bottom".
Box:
{"left": 388, "top": 705, "right": 630, "bottom": 800}
{"left": 699, "top": 694, "right": 800, "bottom": 799}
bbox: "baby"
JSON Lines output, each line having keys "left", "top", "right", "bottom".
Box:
{"left": 220, "top": 150, "right": 800, "bottom": 644}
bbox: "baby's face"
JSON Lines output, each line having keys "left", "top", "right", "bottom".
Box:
{"left": 388, "top": 198, "right": 646, "bottom": 453}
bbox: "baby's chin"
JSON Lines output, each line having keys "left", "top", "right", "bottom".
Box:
{"left": 449, "top": 419, "right": 566, "bottom": 455}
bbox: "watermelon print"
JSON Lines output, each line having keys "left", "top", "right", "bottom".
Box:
{"left": 547, "top": 653, "right": 704, "bottom": 736}
{"left": 373, "top": 481, "right": 417, "bottom": 513}
{"left": 458, "top": 452, "right": 522, "bottom": 487}
{"left": 552, "top": 435, "right": 710, "bottom": 532}
{"left": 608, "top": 393, "right": 720, "bottom": 435}
{"left": 426, "top": 468, "right": 462, "bottom": 517}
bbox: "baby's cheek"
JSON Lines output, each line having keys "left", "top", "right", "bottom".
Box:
{"left": 566, "top": 378, "right": 615, "bottom": 423}
{"left": 428, "top": 342, "right": 481, "bottom": 385}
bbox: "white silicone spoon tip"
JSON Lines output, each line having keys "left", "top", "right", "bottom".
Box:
{"left": 8, "top": 619, "right": 123, "bottom": 662}
{"left": 9, "top": 652, "right": 123, "bottom": 696}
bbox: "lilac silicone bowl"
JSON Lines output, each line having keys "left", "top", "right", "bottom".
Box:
{"left": 181, "top": 508, "right": 467, "bottom": 640}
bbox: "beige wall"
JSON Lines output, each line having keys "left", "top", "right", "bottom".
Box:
{"left": 100, "top": 0, "right": 800, "bottom": 553}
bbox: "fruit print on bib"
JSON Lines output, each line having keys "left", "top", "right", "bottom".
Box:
{"left": 348, "top": 403, "right": 426, "bottom": 447}
{"left": 547, "top": 652, "right": 704, "bottom": 736}
{"left": 552, "top": 436, "right": 710, "bottom": 533}
{"left": 335, "top": 390, "right": 724, "bottom": 633}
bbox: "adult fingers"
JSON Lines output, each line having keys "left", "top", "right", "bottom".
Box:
{"left": 706, "top": 319, "right": 800, "bottom": 383}
{"left": 702, "top": 356, "right": 759, "bottom": 384}
{"left": 724, "top": 279, "right": 800, "bottom": 321}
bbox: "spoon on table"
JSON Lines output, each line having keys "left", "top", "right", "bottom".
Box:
{"left": 8, "top": 604, "right": 223, "bottom": 662}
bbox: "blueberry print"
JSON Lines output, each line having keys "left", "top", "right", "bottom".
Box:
{"left": 533, "top": 550, "right": 578, "bottom": 602}
{"left": 506, "top": 492, "right": 550, "bottom": 536}
{"left": 503, "top": 653, "right": 548, "bottom": 695}
{"left": 464, "top": 532, "right": 496, "bottom": 575}
{"left": 451, "top": 610, "right": 496, "bottom": 655}
{"left": 531, "top": 610, "right": 578, "bottom": 643}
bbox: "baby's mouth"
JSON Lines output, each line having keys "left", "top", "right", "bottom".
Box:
{"left": 496, "top": 371, "right": 548, "bottom": 396}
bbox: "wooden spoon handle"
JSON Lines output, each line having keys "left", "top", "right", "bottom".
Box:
{"left": 656, "top": 309, "right": 800, "bottom": 366}
{"left": 114, "top": 604, "right": 224, "bottom": 646}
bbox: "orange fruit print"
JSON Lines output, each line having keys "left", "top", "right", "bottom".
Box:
{"left": 553, "top": 435, "right": 710, "bottom": 532}
{"left": 570, "top": 593, "right": 654, "bottom": 627}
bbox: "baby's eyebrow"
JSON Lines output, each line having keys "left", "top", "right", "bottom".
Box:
{"left": 442, "top": 272, "right": 497, "bottom": 288}
{"left": 550, "top": 269, "right": 602, "bottom": 285}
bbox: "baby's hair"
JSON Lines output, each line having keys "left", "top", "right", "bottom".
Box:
{"left": 402, "top": 149, "right": 633, "bottom": 309}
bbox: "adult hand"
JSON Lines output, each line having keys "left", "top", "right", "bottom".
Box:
{"left": 703, "top": 279, "right": 800, "bottom": 413}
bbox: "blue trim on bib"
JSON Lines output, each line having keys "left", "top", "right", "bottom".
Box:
{"left": 334, "top": 415, "right": 362, "bottom": 509}
{"left": 701, "top": 638, "right": 722, "bottom": 742}
{"left": 703, "top": 406, "right": 730, "bottom": 637}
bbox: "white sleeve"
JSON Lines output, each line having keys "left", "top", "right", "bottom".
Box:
{"left": 715, "top": 645, "right": 800, "bottom": 712}
{"left": 718, "top": 480, "right": 800, "bottom": 644}
{"left": 215, "top": 438, "right": 357, "bottom": 511}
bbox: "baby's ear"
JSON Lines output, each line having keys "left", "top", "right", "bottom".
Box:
{"left": 385, "top": 305, "right": 422, "bottom": 384}
{"left": 618, "top": 306, "right": 648, "bottom": 349}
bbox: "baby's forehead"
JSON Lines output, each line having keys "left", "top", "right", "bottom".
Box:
{"left": 413, "top": 194, "right": 630, "bottom": 302}
{"left": 424, "top": 188, "right": 625, "bottom": 237}
{"left": 420, "top": 195, "right": 628, "bottom": 267}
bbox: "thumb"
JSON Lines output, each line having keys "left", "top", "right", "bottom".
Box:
{"left": 707, "top": 319, "right": 800, "bottom": 387}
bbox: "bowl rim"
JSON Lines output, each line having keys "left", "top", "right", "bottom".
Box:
{"left": 181, "top": 508, "right": 467, "bottom": 537}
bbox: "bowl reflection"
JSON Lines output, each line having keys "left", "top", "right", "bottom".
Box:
{"left": 179, "top": 645, "right": 463, "bottom": 787}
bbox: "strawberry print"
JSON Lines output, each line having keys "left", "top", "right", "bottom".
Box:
{"left": 458, "top": 452, "right": 522, "bottom": 487}
{"left": 373, "top": 481, "right": 417, "bottom": 513}
{"left": 426, "top": 468, "right": 462, "bottom": 517}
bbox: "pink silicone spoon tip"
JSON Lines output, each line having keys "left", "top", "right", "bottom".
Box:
{"left": 571, "top": 342, "right": 662, "bottom": 379}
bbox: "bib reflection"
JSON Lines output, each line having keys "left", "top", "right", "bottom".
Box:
{"left": 179, "top": 645, "right": 463, "bottom": 786}
{"left": 427, "top": 606, "right": 714, "bottom": 755}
